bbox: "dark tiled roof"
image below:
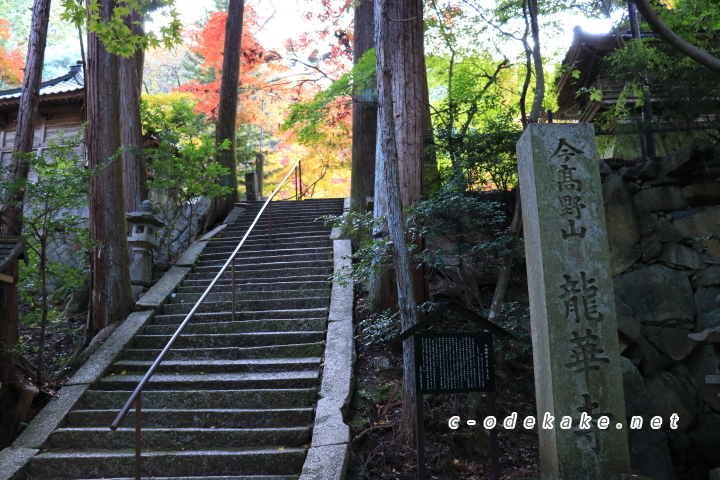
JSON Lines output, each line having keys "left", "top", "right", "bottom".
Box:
{"left": 0, "top": 63, "right": 84, "bottom": 106}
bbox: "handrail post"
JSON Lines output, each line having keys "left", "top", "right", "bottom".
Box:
{"left": 231, "top": 257, "right": 236, "bottom": 322}
{"left": 269, "top": 200, "right": 273, "bottom": 242}
{"left": 298, "top": 160, "right": 302, "bottom": 201}
{"left": 135, "top": 394, "right": 142, "bottom": 480}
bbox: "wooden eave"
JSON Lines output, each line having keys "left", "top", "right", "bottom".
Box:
{"left": 0, "top": 236, "right": 28, "bottom": 274}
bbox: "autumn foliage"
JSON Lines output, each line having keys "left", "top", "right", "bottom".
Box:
{"left": 176, "top": 6, "right": 281, "bottom": 124}
{"left": 0, "top": 18, "right": 25, "bottom": 88}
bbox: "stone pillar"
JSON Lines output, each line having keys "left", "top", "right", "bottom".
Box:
{"left": 245, "top": 172, "right": 257, "bottom": 202}
{"left": 517, "top": 124, "right": 631, "bottom": 479}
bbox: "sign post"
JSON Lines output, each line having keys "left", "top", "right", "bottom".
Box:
{"left": 399, "top": 301, "right": 513, "bottom": 480}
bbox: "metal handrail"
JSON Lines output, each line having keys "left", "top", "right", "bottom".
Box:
{"left": 109, "top": 159, "right": 303, "bottom": 480}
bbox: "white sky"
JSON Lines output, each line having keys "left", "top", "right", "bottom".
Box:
{"left": 148, "top": 0, "right": 621, "bottom": 63}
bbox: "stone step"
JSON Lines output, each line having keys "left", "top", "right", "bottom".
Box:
{"left": 221, "top": 223, "right": 332, "bottom": 235}
{"left": 98, "top": 370, "right": 319, "bottom": 391}
{"left": 185, "top": 265, "right": 332, "bottom": 281}
{"left": 133, "top": 331, "right": 325, "bottom": 349}
{"left": 214, "top": 229, "right": 331, "bottom": 244}
{"left": 110, "top": 357, "right": 321, "bottom": 375}
{"left": 81, "top": 388, "right": 316, "bottom": 410}
{"left": 142, "top": 318, "right": 327, "bottom": 335}
{"left": 196, "top": 251, "right": 333, "bottom": 267}
{"left": 123, "top": 342, "right": 324, "bottom": 361}
{"left": 198, "top": 245, "right": 331, "bottom": 261}
{"left": 27, "top": 449, "right": 307, "bottom": 479}
{"left": 178, "top": 277, "right": 331, "bottom": 290}
{"left": 67, "top": 407, "right": 314, "bottom": 429}
{"left": 191, "top": 259, "right": 331, "bottom": 275}
{"left": 161, "top": 298, "right": 328, "bottom": 316}
{"left": 223, "top": 223, "right": 331, "bottom": 236}
{"left": 48, "top": 426, "right": 311, "bottom": 450}
{"left": 151, "top": 308, "right": 329, "bottom": 324}
{"left": 203, "top": 235, "right": 331, "bottom": 251}
{"left": 167, "top": 290, "right": 329, "bottom": 305}
{"left": 176, "top": 281, "right": 329, "bottom": 294}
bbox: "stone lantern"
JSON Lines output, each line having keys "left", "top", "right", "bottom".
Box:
{"left": 126, "top": 200, "right": 165, "bottom": 299}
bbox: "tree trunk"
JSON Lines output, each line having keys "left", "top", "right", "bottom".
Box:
{"left": 0, "top": 0, "right": 50, "bottom": 411}
{"left": 369, "top": 0, "right": 430, "bottom": 313}
{"left": 375, "top": 0, "right": 419, "bottom": 448}
{"left": 121, "top": 9, "right": 147, "bottom": 212}
{"left": 527, "top": 0, "right": 544, "bottom": 124}
{"left": 631, "top": 0, "right": 720, "bottom": 73}
{"left": 204, "top": 0, "right": 244, "bottom": 230}
{"left": 85, "top": 0, "right": 133, "bottom": 342}
{"left": 349, "top": 0, "right": 377, "bottom": 216}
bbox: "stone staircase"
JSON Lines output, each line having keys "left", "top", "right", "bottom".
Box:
{"left": 25, "top": 198, "right": 345, "bottom": 480}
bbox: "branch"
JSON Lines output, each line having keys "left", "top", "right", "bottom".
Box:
{"left": 631, "top": 0, "right": 720, "bottom": 73}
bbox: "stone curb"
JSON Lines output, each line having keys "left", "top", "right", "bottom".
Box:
{"left": 0, "top": 310, "right": 154, "bottom": 480}
{"left": 135, "top": 266, "right": 192, "bottom": 311}
{"left": 300, "top": 199, "right": 354, "bottom": 480}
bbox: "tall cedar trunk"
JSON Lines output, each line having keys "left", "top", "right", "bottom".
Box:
{"left": 204, "top": 0, "right": 244, "bottom": 230}
{"left": 86, "top": 0, "right": 132, "bottom": 341}
{"left": 349, "top": 0, "right": 377, "bottom": 215}
{"left": 369, "top": 0, "right": 429, "bottom": 312}
{"left": 121, "top": 9, "right": 147, "bottom": 212}
{"left": 375, "top": 0, "right": 419, "bottom": 447}
{"left": 0, "top": 0, "right": 50, "bottom": 411}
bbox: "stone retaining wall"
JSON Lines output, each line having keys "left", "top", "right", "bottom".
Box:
{"left": 601, "top": 144, "right": 720, "bottom": 479}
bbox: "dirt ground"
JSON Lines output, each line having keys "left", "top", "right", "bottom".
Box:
{"left": 346, "top": 277, "right": 542, "bottom": 480}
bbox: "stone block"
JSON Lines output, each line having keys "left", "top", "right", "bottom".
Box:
{"left": 657, "top": 243, "right": 704, "bottom": 270}
{"left": 683, "top": 345, "right": 720, "bottom": 414}
{"left": 0, "top": 447, "right": 39, "bottom": 480}
{"left": 614, "top": 264, "right": 695, "bottom": 328}
{"left": 319, "top": 320, "right": 355, "bottom": 413}
{"left": 618, "top": 315, "right": 641, "bottom": 341}
{"left": 299, "top": 444, "right": 349, "bottom": 480}
{"left": 136, "top": 266, "right": 191, "bottom": 311}
{"left": 660, "top": 145, "right": 701, "bottom": 177}
{"left": 311, "top": 397, "right": 350, "bottom": 447}
{"left": 640, "top": 236, "right": 662, "bottom": 262}
{"left": 644, "top": 365, "right": 702, "bottom": 432}
{"left": 633, "top": 186, "right": 688, "bottom": 213}
{"left": 603, "top": 174, "right": 641, "bottom": 275}
{"left": 693, "top": 265, "right": 720, "bottom": 288}
{"left": 623, "top": 159, "right": 659, "bottom": 181}
{"left": 694, "top": 287, "right": 720, "bottom": 332}
{"left": 641, "top": 326, "right": 696, "bottom": 361}
{"left": 690, "top": 413, "right": 720, "bottom": 468}
{"left": 657, "top": 217, "right": 685, "bottom": 243}
{"left": 683, "top": 183, "right": 720, "bottom": 207}
{"left": 174, "top": 240, "right": 208, "bottom": 267}
{"left": 673, "top": 206, "right": 720, "bottom": 259}
{"left": 620, "top": 357, "right": 677, "bottom": 480}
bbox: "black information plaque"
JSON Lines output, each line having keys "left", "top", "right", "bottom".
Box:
{"left": 414, "top": 332, "right": 495, "bottom": 394}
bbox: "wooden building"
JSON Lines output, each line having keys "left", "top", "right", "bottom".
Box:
{"left": 0, "top": 61, "right": 85, "bottom": 167}
{"left": 554, "top": 26, "right": 720, "bottom": 158}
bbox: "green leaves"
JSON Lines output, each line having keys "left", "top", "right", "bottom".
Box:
{"left": 60, "top": 0, "right": 181, "bottom": 57}
{"left": 282, "top": 48, "right": 376, "bottom": 146}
